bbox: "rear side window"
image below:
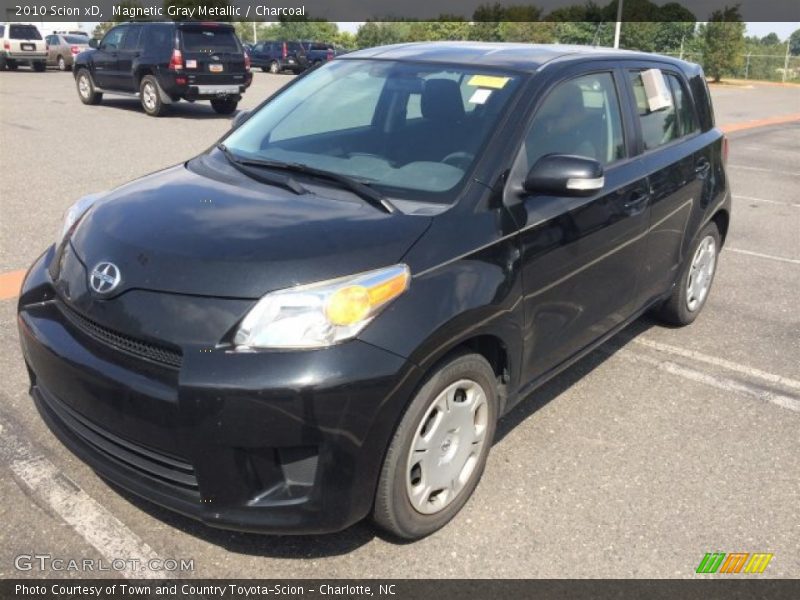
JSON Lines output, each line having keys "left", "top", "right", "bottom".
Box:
{"left": 0, "top": 26, "right": 5, "bottom": 38}
{"left": 629, "top": 70, "right": 678, "bottom": 151}
{"left": 525, "top": 72, "right": 626, "bottom": 168}
{"left": 64, "top": 35, "right": 88, "bottom": 44}
{"left": 142, "top": 26, "right": 173, "bottom": 54}
{"left": 666, "top": 74, "right": 699, "bottom": 137}
{"left": 181, "top": 29, "right": 239, "bottom": 53}
{"left": 10, "top": 24, "right": 42, "bottom": 40}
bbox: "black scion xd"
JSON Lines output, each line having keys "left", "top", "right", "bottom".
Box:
{"left": 18, "top": 43, "right": 730, "bottom": 539}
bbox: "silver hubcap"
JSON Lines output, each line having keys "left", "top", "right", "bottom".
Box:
{"left": 686, "top": 235, "right": 716, "bottom": 312}
{"left": 142, "top": 83, "right": 156, "bottom": 110}
{"left": 58, "top": 57, "right": 65, "bottom": 70}
{"left": 270, "top": 62, "right": 278, "bottom": 73}
{"left": 78, "top": 75, "right": 90, "bottom": 98}
{"left": 405, "top": 379, "right": 489, "bottom": 515}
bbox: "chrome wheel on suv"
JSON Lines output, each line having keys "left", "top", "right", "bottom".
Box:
{"left": 686, "top": 235, "right": 717, "bottom": 312}
{"left": 76, "top": 69, "right": 102, "bottom": 105}
{"left": 139, "top": 75, "right": 166, "bottom": 117}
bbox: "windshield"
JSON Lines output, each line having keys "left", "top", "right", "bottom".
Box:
{"left": 223, "top": 59, "right": 522, "bottom": 201}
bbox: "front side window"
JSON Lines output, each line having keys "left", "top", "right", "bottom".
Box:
{"left": 629, "top": 70, "right": 679, "bottom": 151}
{"left": 524, "top": 72, "right": 625, "bottom": 169}
{"left": 223, "top": 59, "right": 523, "bottom": 200}
{"left": 101, "top": 27, "right": 126, "bottom": 51}
{"left": 120, "top": 26, "right": 142, "bottom": 51}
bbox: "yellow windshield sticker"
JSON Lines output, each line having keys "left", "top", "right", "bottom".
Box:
{"left": 467, "top": 75, "right": 510, "bottom": 89}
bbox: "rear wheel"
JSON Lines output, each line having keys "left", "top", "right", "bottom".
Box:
{"left": 654, "top": 222, "right": 720, "bottom": 326}
{"left": 373, "top": 353, "right": 498, "bottom": 540}
{"left": 6, "top": 60, "right": 18, "bottom": 71}
{"left": 33, "top": 61, "right": 46, "bottom": 72}
{"left": 140, "top": 75, "right": 166, "bottom": 117}
{"left": 57, "top": 55, "right": 67, "bottom": 71}
{"left": 210, "top": 97, "right": 238, "bottom": 115}
{"left": 76, "top": 69, "right": 102, "bottom": 105}
{"left": 268, "top": 60, "right": 279, "bottom": 74}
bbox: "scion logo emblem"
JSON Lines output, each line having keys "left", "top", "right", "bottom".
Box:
{"left": 89, "top": 262, "right": 122, "bottom": 295}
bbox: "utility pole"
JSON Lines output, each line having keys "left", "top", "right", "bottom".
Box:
{"left": 252, "top": 22, "right": 257, "bottom": 44}
{"left": 784, "top": 40, "right": 791, "bottom": 83}
{"left": 613, "top": 0, "right": 624, "bottom": 49}
{"left": 745, "top": 52, "right": 751, "bottom": 79}
{"left": 679, "top": 34, "right": 685, "bottom": 60}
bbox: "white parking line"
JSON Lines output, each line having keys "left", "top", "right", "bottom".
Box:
{"left": 614, "top": 348, "right": 800, "bottom": 413}
{"left": 725, "top": 247, "right": 800, "bottom": 265}
{"left": 727, "top": 164, "right": 799, "bottom": 175}
{"left": 733, "top": 194, "right": 800, "bottom": 208}
{"left": 0, "top": 415, "right": 169, "bottom": 579}
{"left": 631, "top": 337, "right": 800, "bottom": 392}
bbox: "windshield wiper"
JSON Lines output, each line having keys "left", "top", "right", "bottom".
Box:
{"left": 217, "top": 148, "right": 396, "bottom": 214}
{"left": 216, "top": 144, "right": 309, "bottom": 196}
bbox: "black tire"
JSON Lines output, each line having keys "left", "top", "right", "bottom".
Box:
{"left": 210, "top": 97, "right": 238, "bottom": 115}
{"left": 7, "top": 60, "right": 18, "bottom": 71}
{"left": 268, "top": 60, "right": 280, "bottom": 74}
{"left": 139, "top": 75, "right": 167, "bottom": 117}
{"left": 57, "top": 56, "right": 67, "bottom": 71}
{"left": 654, "top": 221, "right": 721, "bottom": 326}
{"left": 75, "top": 69, "right": 102, "bottom": 105}
{"left": 373, "top": 352, "right": 498, "bottom": 540}
{"left": 33, "top": 61, "right": 46, "bottom": 72}
{"left": 0, "top": 56, "right": 6, "bottom": 71}
{"left": 260, "top": 65, "right": 268, "bottom": 73}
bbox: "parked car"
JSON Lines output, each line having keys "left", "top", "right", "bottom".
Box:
{"left": 18, "top": 43, "right": 730, "bottom": 540}
{"left": 301, "top": 41, "right": 334, "bottom": 67}
{"left": 73, "top": 21, "right": 252, "bottom": 116}
{"left": 1, "top": 23, "right": 47, "bottom": 71}
{"left": 45, "top": 33, "right": 91, "bottom": 71}
{"left": 249, "top": 40, "right": 307, "bottom": 73}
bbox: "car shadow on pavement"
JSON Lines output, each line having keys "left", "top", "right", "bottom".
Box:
{"left": 97, "top": 98, "right": 238, "bottom": 120}
{"left": 105, "top": 316, "right": 660, "bottom": 556}
{"left": 495, "top": 316, "right": 658, "bottom": 443}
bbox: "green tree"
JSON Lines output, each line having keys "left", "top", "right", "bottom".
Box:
{"left": 355, "top": 22, "right": 413, "bottom": 48}
{"left": 760, "top": 32, "right": 780, "bottom": 46}
{"left": 703, "top": 5, "right": 746, "bottom": 82}
{"left": 791, "top": 28, "right": 800, "bottom": 55}
{"left": 407, "top": 20, "right": 471, "bottom": 42}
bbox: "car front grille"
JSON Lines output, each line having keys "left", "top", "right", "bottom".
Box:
{"left": 37, "top": 384, "right": 199, "bottom": 495}
{"left": 57, "top": 300, "right": 183, "bottom": 369}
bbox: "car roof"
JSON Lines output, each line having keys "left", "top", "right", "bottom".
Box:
{"left": 343, "top": 42, "right": 692, "bottom": 73}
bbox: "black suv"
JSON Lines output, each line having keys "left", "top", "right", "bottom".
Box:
{"left": 74, "top": 21, "right": 252, "bottom": 116}
{"left": 20, "top": 44, "right": 730, "bottom": 540}
{"left": 249, "top": 40, "right": 307, "bottom": 74}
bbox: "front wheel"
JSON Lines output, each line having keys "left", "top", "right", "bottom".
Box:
{"left": 210, "top": 97, "right": 238, "bottom": 115}
{"left": 76, "top": 69, "right": 102, "bottom": 105}
{"left": 140, "top": 75, "right": 166, "bottom": 117}
{"left": 373, "top": 353, "right": 498, "bottom": 540}
{"left": 654, "top": 221, "right": 721, "bottom": 326}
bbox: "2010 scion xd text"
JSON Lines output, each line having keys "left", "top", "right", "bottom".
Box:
{"left": 18, "top": 42, "right": 730, "bottom": 540}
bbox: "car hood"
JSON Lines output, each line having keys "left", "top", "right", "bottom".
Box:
{"left": 69, "top": 160, "right": 431, "bottom": 299}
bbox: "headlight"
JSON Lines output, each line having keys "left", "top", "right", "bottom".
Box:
{"left": 57, "top": 194, "right": 99, "bottom": 246}
{"left": 233, "top": 264, "right": 410, "bottom": 349}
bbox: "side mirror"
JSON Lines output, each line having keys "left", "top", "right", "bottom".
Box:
{"left": 523, "top": 154, "right": 604, "bottom": 197}
{"left": 88, "top": 38, "right": 98, "bottom": 49}
{"left": 231, "top": 110, "right": 250, "bottom": 128}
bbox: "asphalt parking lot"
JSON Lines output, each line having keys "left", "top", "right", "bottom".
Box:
{"left": 0, "top": 69, "right": 798, "bottom": 579}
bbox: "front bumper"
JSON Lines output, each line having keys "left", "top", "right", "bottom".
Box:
{"left": 18, "top": 249, "right": 420, "bottom": 534}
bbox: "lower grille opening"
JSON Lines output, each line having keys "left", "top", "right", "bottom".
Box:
{"left": 37, "top": 384, "right": 198, "bottom": 495}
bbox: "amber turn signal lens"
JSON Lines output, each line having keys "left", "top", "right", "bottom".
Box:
{"left": 325, "top": 285, "right": 371, "bottom": 326}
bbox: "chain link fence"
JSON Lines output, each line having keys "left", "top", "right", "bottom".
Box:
{"left": 663, "top": 52, "right": 800, "bottom": 82}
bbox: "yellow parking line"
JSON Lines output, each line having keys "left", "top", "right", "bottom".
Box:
{"left": 0, "top": 270, "right": 26, "bottom": 301}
